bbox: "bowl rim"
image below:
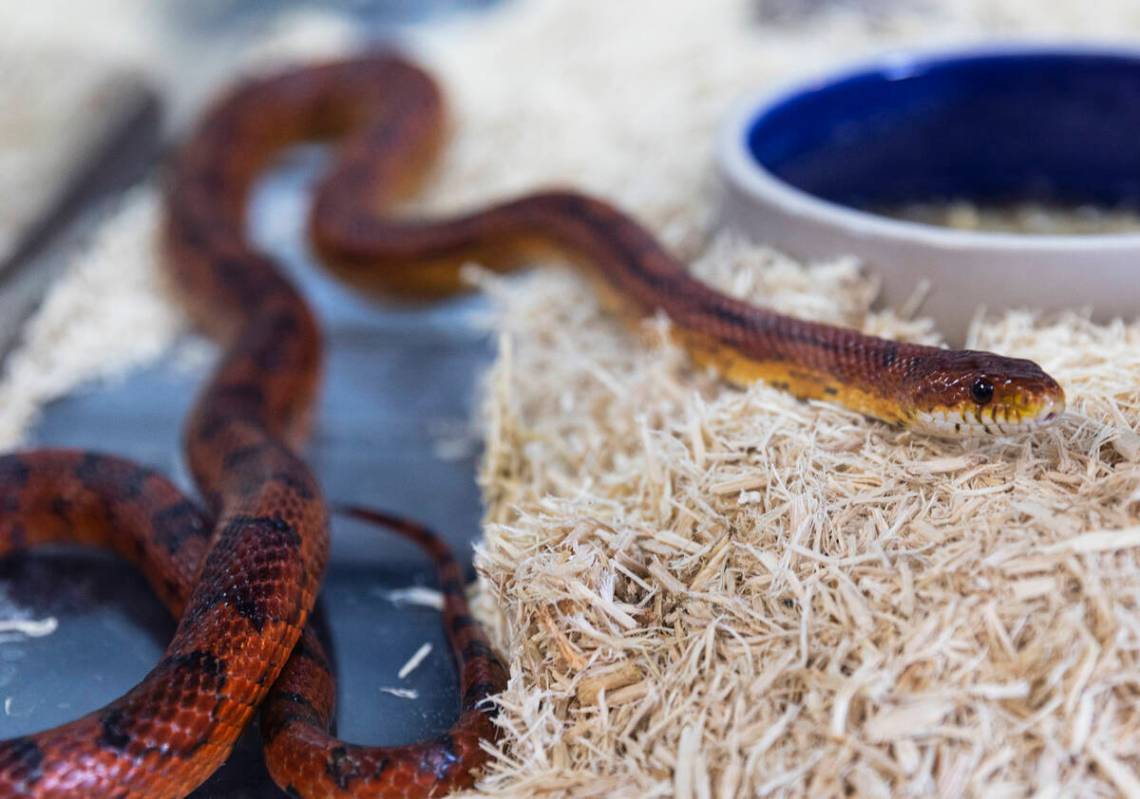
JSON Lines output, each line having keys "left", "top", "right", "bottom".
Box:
{"left": 719, "top": 41, "right": 1140, "bottom": 253}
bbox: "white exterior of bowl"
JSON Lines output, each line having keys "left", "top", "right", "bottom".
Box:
{"left": 716, "top": 70, "right": 1140, "bottom": 346}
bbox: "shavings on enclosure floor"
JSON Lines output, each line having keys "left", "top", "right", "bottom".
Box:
{"left": 470, "top": 248, "right": 1140, "bottom": 797}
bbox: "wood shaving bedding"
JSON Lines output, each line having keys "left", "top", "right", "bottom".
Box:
{"left": 882, "top": 201, "right": 1140, "bottom": 235}
{"left": 426, "top": 2, "right": 1140, "bottom": 796}
{"left": 468, "top": 254, "right": 1140, "bottom": 797}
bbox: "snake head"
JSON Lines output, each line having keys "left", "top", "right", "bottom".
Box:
{"left": 905, "top": 350, "right": 1065, "bottom": 437}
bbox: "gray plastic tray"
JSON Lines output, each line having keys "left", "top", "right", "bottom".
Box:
{"left": 0, "top": 147, "right": 497, "bottom": 797}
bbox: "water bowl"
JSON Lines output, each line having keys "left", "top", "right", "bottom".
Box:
{"left": 718, "top": 45, "right": 1140, "bottom": 343}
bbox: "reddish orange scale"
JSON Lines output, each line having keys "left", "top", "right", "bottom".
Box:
{"left": 0, "top": 454, "right": 503, "bottom": 798}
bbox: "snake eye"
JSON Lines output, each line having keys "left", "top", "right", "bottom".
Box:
{"left": 970, "top": 378, "right": 995, "bottom": 405}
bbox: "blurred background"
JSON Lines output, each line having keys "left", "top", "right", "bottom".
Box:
{"left": 0, "top": 4, "right": 515, "bottom": 797}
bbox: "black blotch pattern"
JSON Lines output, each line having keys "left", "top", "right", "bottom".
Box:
{"left": 71, "top": 455, "right": 107, "bottom": 492}
{"left": 271, "top": 470, "right": 316, "bottom": 501}
{"left": 73, "top": 454, "right": 147, "bottom": 499}
{"left": 880, "top": 343, "right": 899, "bottom": 368}
{"left": 0, "top": 491, "right": 20, "bottom": 516}
{"left": 95, "top": 652, "right": 226, "bottom": 761}
{"left": 261, "top": 691, "right": 324, "bottom": 744}
{"left": 209, "top": 383, "right": 267, "bottom": 415}
{"left": 222, "top": 443, "right": 271, "bottom": 474}
{"left": 460, "top": 640, "right": 496, "bottom": 663}
{"left": 192, "top": 169, "right": 224, "bottom": 199}
{"left": 162, "top": 575, "right": 185, "bottom": 603}
{"left": 157, "top": 651, "right": 228, "bottom": 757}
{"left": 439, "top": 575, "right": 464, "bottom": 596}
{"left": 451, "top": 615, "right": 476, "bottom": 633}
{"left": 99, "top": 708, "right": 133, "bottom": 751}
{"left": 225, "top": 514, "right": 301, "bottom": 548}
{"left": 369, "top": 754, "right": 391, "bottom": 781}
{"left": 294, "top": 633, "right": 332, "bottom": 672}
{"left": 0, "top": 458, "right": 30, "bottom": 488}
{"left": 246, "top": 311, "right": 301, "bottom": 372}
{"left": 157, "top": 650, "right": 227, "bottom": 685}
{"left": 49, "top": 496, "right": 72, "bottom": 522}
{"left": 214, "top": 256, "right": 271, "bottom": 308}
{"left": 326, "top": 745, "right": 361, "bottom": 791}
{"left": 275, "top": 691, "right": 315, "bottom": 710}
{"left": 193, "top": 410, "right": 232, "bottom": 442}
{"left": 0, "top": 737, "right": 43, "bottom": 788}
{"left": 185, "top": 514, "right": 301, "bottom": 632}
{"left": 151, "top": 500, "right": 210, "bottom": 554}
{"left": 166, "top": 204, "right": 208, "bottom": 251}
{"left": 7, "top": 522, "right": 26, "bottom": 549}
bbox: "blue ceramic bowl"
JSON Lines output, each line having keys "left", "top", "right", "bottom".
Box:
{"left": 718, "top": 45, "right": 1140, "bottom": 343}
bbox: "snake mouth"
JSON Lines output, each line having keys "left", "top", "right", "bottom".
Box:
{"left": 1008, "top": 393, "right": 1065, "bottom": 434}
{"left": 912, "top": 392, "right": 1066, "bottom": 437}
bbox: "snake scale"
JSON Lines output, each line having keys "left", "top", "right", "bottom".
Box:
{"left": 0, "top": 52, "right": 1063, "bottom": 798}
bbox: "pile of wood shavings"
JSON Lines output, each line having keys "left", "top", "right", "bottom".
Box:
{"left": 411, "top": 3, "right": 1140, "bottom": 794}
{"left": 0, "top": 48, "right": 136, "bottom": 264}
{"left": 464, "top": 239, "right": 1140, "bottom": 797}
{"left": 0, "top": 0, "right": 157, "bottom": 264}
{"left": 0, "top": 189, "right": 184, "bottom": 448}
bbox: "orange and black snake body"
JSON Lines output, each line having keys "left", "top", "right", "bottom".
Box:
{"left": 0, "top": 52, "right": 1063, "bottom": 798}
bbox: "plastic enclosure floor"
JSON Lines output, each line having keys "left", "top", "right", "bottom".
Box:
{"left": 0, "top": 147, "right": 497, "bottom": 797}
